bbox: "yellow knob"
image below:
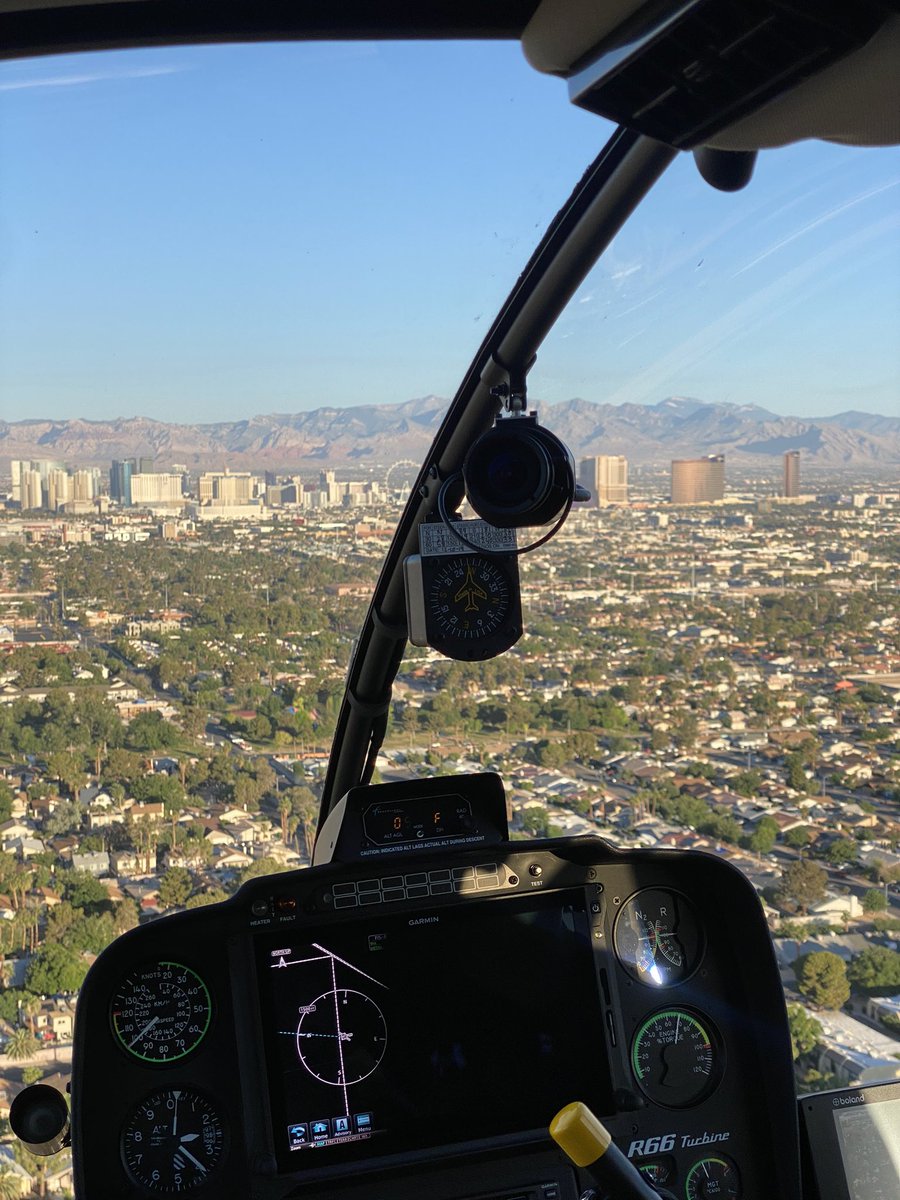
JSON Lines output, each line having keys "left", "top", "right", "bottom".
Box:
{"left": 549, "top": 1101, "right": 612, "bottom": 1168}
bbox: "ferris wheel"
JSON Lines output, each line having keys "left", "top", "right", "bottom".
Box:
{"left": 384, "top": 459, "right": 420, "bottom": 499}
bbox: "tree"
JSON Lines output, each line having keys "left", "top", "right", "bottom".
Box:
{"left": 287, "top": 787, "right": 318, "bottom": 858}
{"left": 234, "top": 772, "right": 264, "bottom": 812}
{"left": 825, "top": 839, "right": 857, "bottom": 866}
{"left": 105, "top": 748, "right": 145, "bottom": 785}
{"left": 784, "top": 826, "right": 814, "bottom": 850}
{"left": 0, "top": 782, "right": 13, "bottom": 824}
{"left": 3, "top": 1026, "right": 39, "bottom": 1060}
{"left": 847, "top": 946, "right": 900, "bottom": 994}
{"left": 278, "top": 796, "right": 291, "bottom": 845}
{"left": 532, "top": 739, "right": 568, "bottom": 769}
{"left": 796, "top": 951, "right": 850, "bottom": 1010}
{"left": 46, "top": 750, "right": 87, "bottom": 798}
{"left": 776, "top": 859, "right": 827, "bottom": 914}
{"left": 521, "top": 808, "right": 561, "bottom": 838}
{"left": 127, "top": 710, "right": 179, "bottom": 751}
{"left": 63, "top": 913, "right": 117, "bottom": 955}
{"left": 159, "top": 867, "right": 192, "bottom": 909}
{"left": 672, "top": 712, "right": 699, "bottom": 751}
{"left": 21, "top": 1065, "right": 43, "bottom": 1086}
{"left": 731, "top": 769, "right": 763, "bottom": 798}
{"left": 112, "top": 897, "right": 141, "bottom": 935}
{"left": 747, "top": 816, "right": 779, "bottom": 859}
{"left": 785, "top": 753, "right": 811, "bottom": 793}
{"left": 237, "top": 856, "right": 293, "bottom": 884}
{"left": 42, "top": 799, "right": 85, "bottom": 839}
{"left": 862, "top": 888, "right": 887, "bottom": 915}
{"left": 21, "top": 993, "right": 41, "bottom": 1037}
{"left": 185, "top": 887, "right": 231, "bottom": 909}
{"left": 24, "top": 943, "right": 90, "bottom": 995}
{"left": 786, "top": 1003, "right": 823, "bottom": 1060}
{"left": 869, "top": 860, "right": 900, "bottom": 886}
{"left": 0, "top": 1167, "right": 24, "bottom": 1200}
{"left": 45, "top": 901, "right": 79, "bottom": 944}
{"left": 63, "top": 870, "right": 111, "bottom": 916}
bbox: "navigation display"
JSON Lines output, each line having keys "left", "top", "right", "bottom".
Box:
{"left": 834, "top": 1098, "right": 900, "bottom": 1200}
{"left": 257, "top": 889, "right": 612, "bottom": 1172}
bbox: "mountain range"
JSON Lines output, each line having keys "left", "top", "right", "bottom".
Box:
{"left": 1, "top": 397, "right": 898, "bottom": 472}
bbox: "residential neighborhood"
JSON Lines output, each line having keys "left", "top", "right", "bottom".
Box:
{"left": 0, "top": 467, "right": 898, "bottom": 1194}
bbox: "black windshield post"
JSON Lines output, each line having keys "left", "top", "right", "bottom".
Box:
{"left": 319, "top": 128, "right": 677, "bottom": 831}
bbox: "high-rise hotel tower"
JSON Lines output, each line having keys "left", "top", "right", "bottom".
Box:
{"left": 670, "top": 455, "right": 725, "bottom": 503}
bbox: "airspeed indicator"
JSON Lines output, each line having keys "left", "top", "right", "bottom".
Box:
{"left": 111, "top": 962, "right": 212, "bottom": 1064}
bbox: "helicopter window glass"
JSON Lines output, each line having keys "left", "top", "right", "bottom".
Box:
{"left": 530, "top": 143, "right": 900, "bottom": 417}
{"left": 0, "top": 41, "right": 609, "bottom": 419}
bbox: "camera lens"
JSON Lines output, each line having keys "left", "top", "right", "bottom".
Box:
{"left": 483, "top": 437, "right": 548, "bottom": 507}
{"left": 9, "top": 1085, "right": 70, "bottom": 1155}
{"left": 463, "top": 421, "right": 574, "bottom": 528}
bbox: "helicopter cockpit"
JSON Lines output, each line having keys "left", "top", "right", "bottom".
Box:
{"left": 2, "top": 2, "right": 899, "bottom": 1199}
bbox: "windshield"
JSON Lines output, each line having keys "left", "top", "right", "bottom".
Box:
{"left": 0, "top": 41, "right": 608, "bottom": 418}
{"left": 1, "top": 37, "right": 899, "bottom": 1189}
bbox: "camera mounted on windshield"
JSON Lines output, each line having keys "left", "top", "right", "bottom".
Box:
{"left": 439, "top": 372, "right": 591, "bottom": 556}
{"left": 404, "top": 370, "right": 590, "bottom": 661}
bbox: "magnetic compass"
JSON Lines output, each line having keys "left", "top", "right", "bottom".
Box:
{"left": 417, "top": 552, "right": 522, "bottom": 661}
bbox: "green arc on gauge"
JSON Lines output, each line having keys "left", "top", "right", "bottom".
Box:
{"left": 685, "top": 1156, "right": 740, "bottom": 1199}
{"left": 112, "top": 960, "right": 212, "bottom": 1064}
{"left": 630, "top": 1008, "right": 712, "bottom": 1080}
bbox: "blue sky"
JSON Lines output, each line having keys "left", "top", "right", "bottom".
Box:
{"left": 1, "top": 41, "right": 898, "bottom": 424}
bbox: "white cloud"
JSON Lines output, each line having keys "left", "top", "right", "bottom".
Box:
{"left": 0, "top": 65, "right": 185, "bottom": 92}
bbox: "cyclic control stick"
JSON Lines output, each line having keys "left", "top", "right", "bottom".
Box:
{"left": 550, "top": 1101, "right": 672, "bottom": 1200}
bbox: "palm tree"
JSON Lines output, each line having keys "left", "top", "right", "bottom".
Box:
{"left": 22, "top": 995, "right": 42, "bottom": 1038}
{"left": 0, "top": 1167, "right": 24, "bottom": 1200}
{"left": 4, "top": 1026, "right": 38, "bottom": 1061}
{"left": 286, "top": 815, "right": 300, "bottom": 852}
{"left": 278, "top": 796, "right": 291, "bottom": 845}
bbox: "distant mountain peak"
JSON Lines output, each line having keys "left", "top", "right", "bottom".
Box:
{"left": 1, "top": 396, "right": 897, "bottom": 472}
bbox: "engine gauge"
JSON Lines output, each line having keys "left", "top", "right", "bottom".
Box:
{"left": 121, "top": 1087, "right": 225, "bottom": 1192}
{"left": 631, "top": 1008, "right": 720, "bottom": 1108}
{"left": 685, "top": 1155, "right": 741, "bottom": 1198}
{"left": 111, "top": 962, "right": 212, "bottom": 1063}
{"left": 614, "top": 888, "right": 702, "bottom": 987}
{"left": 638, "top": 1160, "right": 674, "bottom": 1188}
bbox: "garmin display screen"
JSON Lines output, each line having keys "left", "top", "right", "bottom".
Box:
{"left": 258, "top": 889, "right": 611, "bottom": 1171}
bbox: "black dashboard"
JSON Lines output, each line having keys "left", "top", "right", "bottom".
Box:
{"left": 69, "top": 776, "right": 801, "bottom": 1200}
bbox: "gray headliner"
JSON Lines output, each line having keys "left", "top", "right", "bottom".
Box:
{"left": 522, "top": 0, "right": 900, "bottom": 148}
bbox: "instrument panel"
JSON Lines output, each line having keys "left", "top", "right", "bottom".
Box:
{"left": 71, "top": 831, "right": 801, "bottom": 1200}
